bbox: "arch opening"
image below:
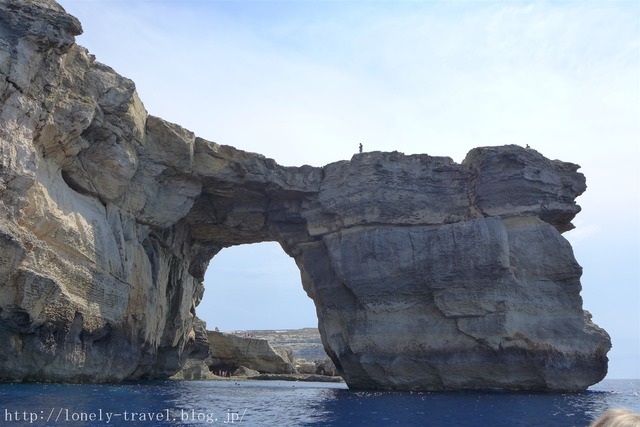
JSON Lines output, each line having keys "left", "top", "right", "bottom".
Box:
{"left": 197, "top": 242, "right": 317, "bottom": 332}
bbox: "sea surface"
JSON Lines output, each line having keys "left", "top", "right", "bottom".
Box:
{"left": 0, "top": 379, "right": 638, "bottom": 426}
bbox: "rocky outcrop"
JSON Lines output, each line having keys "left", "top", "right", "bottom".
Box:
{"left": 315, "top": 358, "right": 339, "bottom": 377}
{"left": 235, "top": 328, "right": 328, "bottom": 361}
{"left": 0, "top": 0, "right": 610, "bottom": 390}
{"left": 228, "top": 328, "right": 338, "bottom": 377}
{"left": 207, "top": 331, "right": 295, "bottom": 374}
{"left": 170, "top": 317, "right": 215, "bottom": 380}
{"left": 169, "top": 358, "right": 216, "bottom": 381}
{"left": 297, "top": 150, "right": 611, "bottom": 391}
{"left": 173, "top": 328, "right": 339, "bottom": 379}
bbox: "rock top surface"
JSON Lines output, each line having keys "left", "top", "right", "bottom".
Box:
{"left": 206, "top": 331, "right": 296, "bottom": 375}
{"left": 0, "top": 0, "right": 610, "bottom": 390}
{"left": 231, "top": 328, "right": 327, "bottom": 361}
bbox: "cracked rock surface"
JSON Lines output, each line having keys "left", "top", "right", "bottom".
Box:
{"left": 0, "top": 0, "right": 610, "bottom": 390}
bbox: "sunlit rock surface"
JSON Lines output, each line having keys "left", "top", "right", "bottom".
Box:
{"left": 0, "top": 0, "right": 610, "bottom": 390}
{"left": 206, "top": 331, "right": 296, "bottom": 375}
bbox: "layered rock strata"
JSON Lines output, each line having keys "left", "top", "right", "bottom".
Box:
{"left": 173, "top": 328, "right": 339, "bottom": 379}
{"left": 234, "top": 328, "right": 328, "bottom": 361}
{"left": 0, "top": 0, "right": 610, "bottom": 390}
{"left": 206, "top": 331, "right": 296, "bottom": 375}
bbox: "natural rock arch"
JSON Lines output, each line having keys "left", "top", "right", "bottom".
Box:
{"left": 0, "top": 0, "right": 610, "bottom": 390}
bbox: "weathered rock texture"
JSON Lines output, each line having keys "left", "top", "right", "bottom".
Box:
{"left": 174, "top": 328, "right": 338, "bottom": 378}
{"left": 169, "top": 317, "right": 215, "bottom": 380}
{"left": 234, "top": 328, "right": 328, "bottom": 360}
{"left": 206, "top": 331, "right": 295, "bottom": 375}
{"left": 0, "top": 0, "right": 610, "bottom": 390}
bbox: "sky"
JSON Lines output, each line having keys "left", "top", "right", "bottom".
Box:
{"left": 57, "top": 0, "right": 639, "bottom": 379}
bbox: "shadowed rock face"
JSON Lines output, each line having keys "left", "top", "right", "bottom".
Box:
{"left": 0, "top": 0, "right": 610, "bottom": 390}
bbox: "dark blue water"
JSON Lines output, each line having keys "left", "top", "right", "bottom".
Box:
{"left": 0, "top": 379, "right": 637, "bottom": 426}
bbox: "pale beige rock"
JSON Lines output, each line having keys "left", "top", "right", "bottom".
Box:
{"left": 207, "top": 331, "right": 296, "bottom": 374}
{"left": 0, "top": 0, "right": 610, "bottom": 390}
{"left": 169, "top": 359, "right": 216, "bottom": 381}
{"left": 238, "top": 328, "right": 327, "bottom": 361}
{"left": 232, "top": 366, "right": 260, "bottom": 377}
{"left": 294, "top": 359, "right": 317, "bottom": 375}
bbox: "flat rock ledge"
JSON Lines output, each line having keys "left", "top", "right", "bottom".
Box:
{"left": 170, "top": 326, "right": 341, "bottom": 381}
{"left": 0, "top": 0, "right": 610, "bottom": 391}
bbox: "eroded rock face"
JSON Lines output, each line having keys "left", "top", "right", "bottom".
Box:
{"left": 0, "top": 0, "right": 610, "bottom": 390}
{"left": 207, "top": 331, "right": 296, "bottom": 375}
{"left": 292, "top": 150, "right": 609, "bottom": 391}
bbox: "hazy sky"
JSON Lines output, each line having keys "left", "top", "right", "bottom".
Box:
{"left": 57, "top": 0, "right": 639, "bottom": 379}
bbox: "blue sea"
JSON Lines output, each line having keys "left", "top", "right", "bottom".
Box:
{"left": 0, "top": 379, "right": 638, "bottom": 426}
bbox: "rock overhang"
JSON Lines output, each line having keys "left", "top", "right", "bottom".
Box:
{"left": 0, "top": 0, "right": 610, "bottom": 390}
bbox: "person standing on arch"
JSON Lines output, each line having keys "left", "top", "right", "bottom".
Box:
{"left": 359, "top": 143, "right": 363, "bottom": 153}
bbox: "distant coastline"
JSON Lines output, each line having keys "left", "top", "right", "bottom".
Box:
{"left": 172, "top": 327, "right": 342, "bottom": 382}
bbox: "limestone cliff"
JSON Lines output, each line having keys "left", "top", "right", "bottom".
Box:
{"left": 207, "top": 331, "right": 296, "bottom": 375}
{"left": 238, "top": 328, "right": 328, "bottom": 361}
{"left": 0, "top": 0, "right": 610, "bottom": 390}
